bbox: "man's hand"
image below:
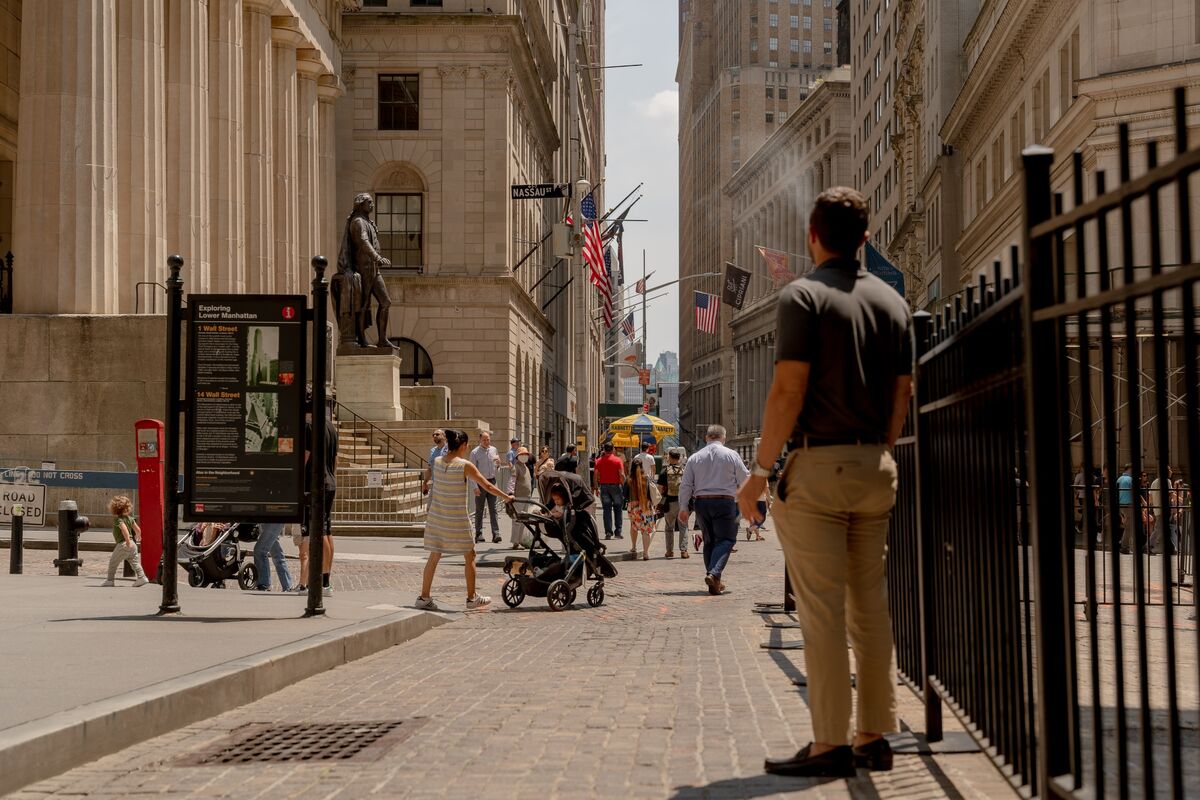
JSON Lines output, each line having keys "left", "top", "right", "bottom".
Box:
{"left": 737, "top": 475, "right": 767, "bottom": 525}
{"left": 678, "top": 510, "right": 690, "bottom": 526}
{"left": 474, "top": 487, "right": 481, "bottom": 497}
{"left": 421, "top": 480, "right": 430, "bottom": 495}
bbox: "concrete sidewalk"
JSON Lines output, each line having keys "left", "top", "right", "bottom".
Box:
{"left": 0, "top": 572, "right": 449, "bottom": 796}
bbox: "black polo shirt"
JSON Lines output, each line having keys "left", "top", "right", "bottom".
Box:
{"left": 775, "top": 257, "right": 913, "bottom": 442}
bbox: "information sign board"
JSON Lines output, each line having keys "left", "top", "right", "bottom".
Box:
{"left": 511, "top": 183, "right": 569, "bottom": 200}
{"left": 183, "top": 295, "right": 307, "bottom": 522}
{"left": 0, "top": 483, "right": 45, "bottom": 525}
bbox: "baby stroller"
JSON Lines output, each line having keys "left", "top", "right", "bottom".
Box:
{"left": 502, "top": 471, "right": 618, "bottom": 611}
{"left": 176, "top": 522, "right": 261, "bottom": 589}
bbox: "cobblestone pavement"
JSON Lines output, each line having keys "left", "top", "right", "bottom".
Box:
{"left": 10, "top": 522, "right": 1017, "bottom": 800}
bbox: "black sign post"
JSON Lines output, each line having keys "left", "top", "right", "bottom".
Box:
{"left": 183, "top": 295, "right": 308, "bottom": 523}
{"left": 159, "top": 255, "right": 184, "bottom": 615}
{"left": 511, "top": 183, "right": 570, "bottom": 200}
{"left": 305, "top": 256, "right": 328, "bottom": 618}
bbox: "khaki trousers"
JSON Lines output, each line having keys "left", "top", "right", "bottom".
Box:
{"left": 774, "top": 444, "right": 898, "bottom": 746}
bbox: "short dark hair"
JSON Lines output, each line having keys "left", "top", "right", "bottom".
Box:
{"left": 603, "top": 442, "right": 614, "bottom": 452}
{"left": 809, "top": 187, "right": 870, "bottom": 258}
{"left": 566, "top": 444, "right": 577, "bottom": 453}
{"left": 640, "top": 441, "right": 650, "bottom": 451}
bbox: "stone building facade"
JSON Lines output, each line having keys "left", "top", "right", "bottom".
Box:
{"left": 677, "top": 0, "right": 839, "bottom": 447}
{"left": 339, "top": 0, "right": 604, "bottom": 449}
{"left": 0, "top": 0, "right": 605, "bottom": 472}
{"left": 724, "top": 70, "right": 851, "bottom": 458}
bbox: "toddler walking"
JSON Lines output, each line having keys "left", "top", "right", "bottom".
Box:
{"left": 103, "top": 495, "right": 148, "bottom": 587}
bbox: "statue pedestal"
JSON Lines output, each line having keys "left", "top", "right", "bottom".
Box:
{"left": 334, "top": 354, "right": 405, "bottom": 422}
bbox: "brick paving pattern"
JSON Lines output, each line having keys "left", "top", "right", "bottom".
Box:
{"left": 10, "top": 523, "right": 1017, "bottom": 799}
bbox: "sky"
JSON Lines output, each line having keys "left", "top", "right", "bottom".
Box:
{"left": 603, "top": 0, "right": 680, "bottom": 366}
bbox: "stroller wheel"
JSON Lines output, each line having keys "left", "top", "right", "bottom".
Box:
{"left": 547, "top": 579, "right": 571, "bottom": 612}
{"left": 587, "top": 584, "right": 605, "bottom": 607}
{"left": 238, "top": 563, "right": 258, "bottom": 591}
{"left": 187, "top": 565, "right": 205, "bottom": 588}
{"left": 567, "top": 587, "right": 577, "bottom": 606}
{"left": 501, "top": 578, "right": 525, "bottom": 608}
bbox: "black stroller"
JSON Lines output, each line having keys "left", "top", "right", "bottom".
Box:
{"left": 176, "top": 522, "right": 261, "bottom": 589}
{"left": 502, "top": 471, "right": 618, "bottom": 611}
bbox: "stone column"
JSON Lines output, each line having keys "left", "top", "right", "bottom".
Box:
{"left": 272, "top": 17, "right": 303, "bottom": 293}
{"left": 296, "top": 49, "right": 322, "bottom": 284}
{"left": 317, "top": 74, "right": 343, "bottom": 265}
{"left": 166, "top": 0, "right": 211, "bottom": 291}
{"left": 14, "top": 1, "right": 118, "bottom": 313}
{"left": 209, "top": 0, "right": 245, "bottom": 293}
{"left": 242, "top": 0, "right": 274, "bottom": 292}
{"left": 116, "top": 0, "right": 166, "bottom": 313}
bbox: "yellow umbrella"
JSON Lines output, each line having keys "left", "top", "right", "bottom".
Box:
{"left": 606, "top": 413, "right": 676, "bottom": 440}
{"left": 609, "top": 433, "right": 642, "bottom": 448}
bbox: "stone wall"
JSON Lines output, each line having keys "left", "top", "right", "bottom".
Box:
{"left": 0, "top": 314, "right": 166, "bottom": 524}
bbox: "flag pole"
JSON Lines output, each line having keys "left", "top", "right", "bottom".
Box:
{"left": 641, "top": 250, "right": 648, "bottom": 409}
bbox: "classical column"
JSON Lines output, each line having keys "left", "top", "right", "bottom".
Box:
{"left": 166, "top": 0, "right": 211, "bottom": 291}
{"left": 317, "top": 74, "right": 343, "bottom": 264}
{"left": 296, "top": 49, "right": 322, "bottom": 283}
{"left": 209, "top": 0, "right": 245, "bottom": 293}
{"left": 242, "top": 0, "right": 274, "bottom": 292}
{"left": 116, "top": 0, "right": 166, "bottom": 313}
{"left": 14, "top": 1, "right": 118, "bottom": 313}
{"left": 272, "top": 17, "right": 303, "bottom": 293}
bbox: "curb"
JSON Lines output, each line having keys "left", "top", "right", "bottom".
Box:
{"left": 0, "top": 608, "right": 450, "bottom": 797}
{"left": 1, "top": 538, "right": 112, "bottom": 553}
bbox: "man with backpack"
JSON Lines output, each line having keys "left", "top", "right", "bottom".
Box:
{"left": 657, "top": 449, "right": 688, "bottom": 558}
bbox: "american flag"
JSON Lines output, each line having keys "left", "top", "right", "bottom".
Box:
{"left": 581, "top": 193, "right": 608, "bottom": 298}
{"left": 695, "top": 291, "right": 719, "bottom": 334}
{"left": 601, "top": 246, "right": 615, "bottom": 328}
{"left": 634, "top": 270, "right": 655, "bottom": 294}
{"left": 620, "top": 312, "right": 636, "bottom": 343}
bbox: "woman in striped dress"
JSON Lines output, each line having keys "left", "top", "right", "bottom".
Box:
{"left": 416, "top": 429, "right": 514, "bottom": 611}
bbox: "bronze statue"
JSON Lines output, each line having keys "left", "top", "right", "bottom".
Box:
{"left": 334, "top": 192, "right": 395, "bottom": 352}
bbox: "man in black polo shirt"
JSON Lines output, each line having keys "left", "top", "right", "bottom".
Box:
{"left": 737, "top": 187, "right": 913, "bottom": 778}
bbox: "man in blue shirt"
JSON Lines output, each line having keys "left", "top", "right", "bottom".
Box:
{"left": 423, "top": 429, "right": 447, "bottom": 498}
{"left": 678, "top": 424, "right": 749, "bottom": 595}
{"left": 1116, "top": 464, "right": 1137, "bottom": 553}
{"left": 469, "top": 432, "right": 502, "bottom": 543}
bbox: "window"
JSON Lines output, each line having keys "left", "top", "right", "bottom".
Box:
{"left": 378, "top": 74, "right": 419, "bottom": 130}
{"left": 386, "top": 338, "right": 435, "bottom": 385}
{"left": 770, "top": 12, "right": 779, "bottom": 26}
{"left": 824, "top": 41, "right": 832, "bottom": 55}
{"left": 824, "top": 17, "right": 832, "bottom": 31}
{"left": 751, "top": 13, "right": 758, "bottom": 25}
{"left": 732, "top": 160, "right": 742, "bottom": 172}
{"left": 374, "top": 193, "right": 423, "bottom": 269}
{"left": 766, "top": 86, "right": 775, "bottom": 99}
{"left": 769, "top": 37, "right": 779, "bottom": 50}
{"left": 803, "top": 15, "right": 812, "bottom": 28}
{"left": 750, "top": 39, "right": 759, "bottom": 51}
{"left": 779, "top": 111, "right": 788, "bottom": 122}
{"left": 411, "top": 0, "right": 443, "bottom": 5}
{"left": 779, "top": 86, "right": 788, "bottom": 100}
{"left": 791, "top": 14, "right": 800, "bottom": 27}
{"left": 766, "top": 112, "right": 775, "bottom": 123}
{"left": 790, "top": 39, "right": 800, "bottom": 52}
{"left": 803, "top": 39, "right": 812, "bottom": 53}
{"left": 731, "top": 85, "right": 740, "bottom": 100}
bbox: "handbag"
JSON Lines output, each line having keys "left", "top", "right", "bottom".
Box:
{"left": 647, "top": 478, "right": 662, "bottom": 509}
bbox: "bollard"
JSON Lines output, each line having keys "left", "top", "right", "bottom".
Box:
{"left": 8, "top": 505, "right": 23, "bottom": 574}
{"left": 54, "top": 500, "right": 90, "bottom": 576}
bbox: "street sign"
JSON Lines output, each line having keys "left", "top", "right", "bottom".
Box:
{"left": 0, "top": 483, "right": 45, "bottom": 526}
{"left": 183, "top": 295, "right": 308, "bottom": 522}
{"left": 638, "top": 368, "right": 651, "bottom": 386}
{"left": 511, "top": 183, "right": 570, "bottom": 200}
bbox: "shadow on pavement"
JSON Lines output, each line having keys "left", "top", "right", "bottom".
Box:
{"left": 48, "top": 615, "right": 294, "bottom": 623}
{"left": 669, "top": 774, "right": 841, "bottom": 799}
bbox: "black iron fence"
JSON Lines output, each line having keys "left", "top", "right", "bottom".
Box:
{"left": 889, "top": 87, "right": 1198, "bottom": 798}
{"left": 1, "top": 251, "right": 12, "bottom": 314}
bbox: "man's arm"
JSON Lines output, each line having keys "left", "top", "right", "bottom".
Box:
{"left": 886, "top": 375, "right": 913, "bottom": 448}
{"left": 677, "top": 462, "right": 695, "bottom": 521}
{"left": 737, "top": 361, "right": 809, "bottom": 522}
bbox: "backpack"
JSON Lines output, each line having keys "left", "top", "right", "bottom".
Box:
{"left": 665, "top": 464, "right": 683, "bottom": 497}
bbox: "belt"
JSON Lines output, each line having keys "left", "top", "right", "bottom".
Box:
{"left": 694, "top": 494, "right": 735, "bottom": 500}
{"left": 792, "top": 435, "right": 886, "bottom": 448}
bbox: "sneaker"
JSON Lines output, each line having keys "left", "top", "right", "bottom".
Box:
{"left": 293, "top": 585, "right": 308, "bottom": 593}
{"left": 322, "top": 586, "right": 333, "bottom": 597}
{"left": 604, "top": 533, "right": 612, "bottom": 540}
{"left": 466, "top": 594, "right": 492, "bottom": 610}
{"left": 492, "top": 535, "right": 502, "bottom": 544}
{"left": 680, "top": 550, "right": 690, "bottom": 559}
{"left": 614, "top": 533, "right": 624, "bottom": 539}
{"left": 132, "top": 577, "right": 149, "bottom": 588}
{"left": 100, "top": 580, "right": 115, "bottom": 587}
{"left": 415, "top": 596, "right": 441, "bottom": 611}
{"left": 475, "top": 534, "right": 484, "bottom": 543}
{"left": 665, "top": 551, "right": 675, "bottom": 558}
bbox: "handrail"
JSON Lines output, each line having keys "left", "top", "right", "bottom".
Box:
{"left": 333, "top": 401, "right": 429, "bottom": 472}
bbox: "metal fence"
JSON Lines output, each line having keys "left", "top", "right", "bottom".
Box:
{"left": 331, "top": 467, "right": 425, "bottom": 530}
{"left": 889, "top": 87, "right": 1198, "bottom": 798}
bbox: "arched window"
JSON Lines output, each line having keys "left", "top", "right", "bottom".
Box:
{"left": 387, "top": 337, "right": 434, "bottom": 385}
{"left": 373, "top": 163, "right": 426, "bottom": 271}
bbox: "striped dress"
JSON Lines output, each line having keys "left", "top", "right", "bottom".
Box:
{"left": 425, "top": 456, "right": 474, "bottom": 554}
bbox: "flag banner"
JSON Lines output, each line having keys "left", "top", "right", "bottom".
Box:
{"left": 634, "top": 270, "right": 655, "bottom": 294}
{"left": 757, "top": 246, "right": 795, "bottom": 288}
{"left": 865, "top": 241, "right": 906, "bottom": 296}
{"left": 695, "top": 291, "right": 719, "bottom": 334}
{"left": 620, "top": 312, "right": 636, "bottom": 344}
{"left": 616, "top": 231, "right": 625, "bottom": 285}
{"left": 582, "top": 193, "right": 610, "bottom": 307}
{"left": 620, "top": 341, "right": 640, "bottom": 364}
{"left": 721, "top": 262, "right": 752, "bottom": 310}
{"left": 601, "top": 246, "right": 615, "bottom": 328}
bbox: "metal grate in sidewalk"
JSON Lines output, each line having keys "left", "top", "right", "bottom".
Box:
{"left": 174, "top": 720, "right": 424, "bottom": 766}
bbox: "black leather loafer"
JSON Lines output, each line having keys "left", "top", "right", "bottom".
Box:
{"left": 852, "top": 737, "right": 893, "bottom": 771}
{"left": 764, "top": 743, "right": 855, "bottom": 777}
